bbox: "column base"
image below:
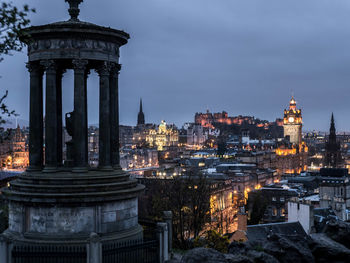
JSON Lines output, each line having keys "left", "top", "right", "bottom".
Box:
{"left": 26, "top": 165, "right": 42, "bottom": 172}
{"left": 42, "top": 166, "right": 58, "bottom": 173}
{"left": 113, "top": 164, "right": 122, "bottom": 170}
{"left": 72, "top": 166, "right": 89, "bottom": 173}
{"left": 98, "top": 165, "right": 114, "bottom": 171}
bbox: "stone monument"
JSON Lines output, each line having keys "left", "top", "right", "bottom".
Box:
{"left": 0, "top": 0, "right": 144, "bottom": 261}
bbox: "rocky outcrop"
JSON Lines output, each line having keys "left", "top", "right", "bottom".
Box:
{"left": 310, "top": 233, "right": 350, "bottom": 263}
{"left": 176, "top": 232, "right": 350, "bottom": 263}
{"left": 228, "top": 233, "right": 314, "bottom": 263}
{"left": 322, "top": 219, "right": 350, "bottom": 249}
{"left": 180, "top": 247, "right": 227, "bottom": 263}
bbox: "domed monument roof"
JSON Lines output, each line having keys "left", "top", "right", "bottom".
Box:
{"left": 21, "top": 0, "right": 129, "bottom": 64}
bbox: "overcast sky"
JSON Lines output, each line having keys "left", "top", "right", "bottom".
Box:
{"left": 1, "top": 0, "right": 350, "bottom": 131}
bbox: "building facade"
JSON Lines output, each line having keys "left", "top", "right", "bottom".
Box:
{"left": 283, "top": 97, "right": 302, "bottom": 145}
{"left": 319, "top": 168, "right": 350, "bottom": 221}
{"left": 276, "top": 97, "right": 308, "bottom": 175}
{"left": 0, "top": 126, "right": 29, "bottom": 170}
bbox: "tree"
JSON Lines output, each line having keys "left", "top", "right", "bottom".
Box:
{"left": 0, "top": 3, "right": 35, "bottom": 228}
{"left": 0, "top": 1, "right": 35, "bottom": 63}
{"left": 139, "top": 169, "right": 211, "bottom": 248}
{"left": 186, "top": 171, "right": 211, "bottom": 238}
{"left": 0, "top": 2, "right": 35, "bottom": 134}
{"left": 0, "top": 90, "right": 16, "bottom": 126}
{"left": 247, "top": 191, "right": 268, "bottom": 225}
{"left": 193, "top": 230, "right": 229, "bottom": 253}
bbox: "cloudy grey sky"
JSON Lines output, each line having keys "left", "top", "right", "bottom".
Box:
{"left": 1, "top": 0, "right": 350, "bottom": 131}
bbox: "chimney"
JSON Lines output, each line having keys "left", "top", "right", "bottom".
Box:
{"left": 237, "top": 206, "right": 247, "bottom": 232}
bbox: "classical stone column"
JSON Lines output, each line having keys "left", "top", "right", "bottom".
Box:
{"left": 56, "top": 69, "right": 65, "bottom": 167}
{"left": 84, "top": 69, "right": 90, "bottom": 163}
{"left": 41, "top": 60, "right": 58, "bottom": 172}
{"left": 26, "top": 62, "right": 44, "bottom": 171}
{"left": 96, "top": 62, "right": 112, "bottom": 170}
{"left": 110, "top": 63, "right": 121, "bottom": 169}
{"left": 72, "top": 59, "right": 89, "bottom": 172}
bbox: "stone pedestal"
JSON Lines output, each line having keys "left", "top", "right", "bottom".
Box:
{"left": 2, "top": 169, "right": 144, "bottom": 253}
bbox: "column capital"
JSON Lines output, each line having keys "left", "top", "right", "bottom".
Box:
{"left": 95, "top": 62, "right": 112, "bottom": 77}
{"left": 40, "top": 60, "right": 58, "bottom": 72}
{"left": 72, "top": 59, "right": 89, "bottom": 71}
{"left": 57, "top": 68, "right": 67, "bottom": 78}
{"left": 26, "top": 62, "right": 43, "bottom": 74}
{"left": 110, "top": 63, "right": 121, "bottom": 76}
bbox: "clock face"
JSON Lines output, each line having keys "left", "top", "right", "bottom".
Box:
{"left": 288, "top": 117, "right": 295, "bottom": 123}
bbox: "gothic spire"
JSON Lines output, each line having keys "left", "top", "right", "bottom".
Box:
{"left": 330, "top": 113, "right": 335, "bottom": 134}
{"left": 139, "top": 98, "right": 143, "bottom": 113}
{"left": 329, "top": 113, "right": 336, "bottom": 142}
{"left": 325, "top": 112, "right": 342, "bottom": 168}
{"left": 137, "top": 98, "right": 145, "bottom": 126}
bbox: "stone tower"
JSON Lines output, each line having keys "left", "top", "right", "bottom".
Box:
{"left": 137, "top": 98, "right": 145, "bottom": 125}
{"left": 283, "top": 97, "right": 302, "bottom": 145}
{"left": 325, "top": 113, "right": 343, "bottom": 168}
{"left": 0, "top": 0, "right": 144, "bottom": 260}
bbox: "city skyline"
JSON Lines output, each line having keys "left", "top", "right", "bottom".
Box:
{"left": 1, "top": 0, "right": 350, "bottom": 131}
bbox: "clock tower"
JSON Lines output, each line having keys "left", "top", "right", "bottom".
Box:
{"left": 283, "top": 97, "right": 302, "bottom": 145}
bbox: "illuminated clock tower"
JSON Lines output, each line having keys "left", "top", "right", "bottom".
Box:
{"left": 283, "top": 97, "right": 302, "bottom": 145}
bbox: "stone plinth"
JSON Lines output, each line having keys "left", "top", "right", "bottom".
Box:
{"left": 2, "top": 169, "right": 144, "bottom": 244}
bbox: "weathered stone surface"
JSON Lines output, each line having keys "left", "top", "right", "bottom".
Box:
{"left": 310, "top": 233, "right": 350, "bottom": 263}
{"left": 322, "top": 219, "right": 350, "bottom": 249}
{"left": 8, "top": 203, "right": 24, "bottom": 233}
{"left": 225, "top": 254, "right": 254, "bottom": 263}
{"left": 229, "top": 234, "right": 314, "bottom": 263}
{"left": 173, "top": 230, "right": 350, "bottom": 263}
{"left": 258, "top": 234, "right": 314, "bottom": 263}
{"left": 245, "top": 250, "right": 279, "bottom": 263}
{"left": 29, "top": 206, "right": 94, "bottom": 234}
{"left": 174, "top": 228, "right": 350, "bottom": 263}
{"left": 181, "top": 247, "right": 228, "bottom": 263}
{"left": 228, "top": 241, "right": 248, "bottom": 254}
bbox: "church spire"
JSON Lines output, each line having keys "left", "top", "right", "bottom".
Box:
{"left": 330, "top": 112, "right": 335, "bottom": 134}
{"left": 137, "top": 98, "right": 145, "bottom": 126}
{"left": 325, "top": 113, "right": 343, "bottom": 168}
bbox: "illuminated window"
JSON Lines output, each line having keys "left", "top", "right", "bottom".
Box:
{"left": 281, "top": 208, "right": 285, "bottom": 216}
{"left": 272, "top": 208, "right": 277, "bottom": 216}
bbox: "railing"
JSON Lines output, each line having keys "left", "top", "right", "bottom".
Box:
{"left": 140, "top": 219, "right": 158, "bottom": 241}
{"left": 2, "top": 213, "right": 173, "bottom": 263}
{"left": 10, "top": 241, "right": 159, "bottom": 263}
{"left": 12, "top": 244, "right": 87, "bottom": 263}
{"left": 102, "top": 239, "right": 159, "bottom": 263}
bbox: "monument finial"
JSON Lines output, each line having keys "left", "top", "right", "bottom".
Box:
{"left": 65, "top": 0, "right": 83, "bottom": 21}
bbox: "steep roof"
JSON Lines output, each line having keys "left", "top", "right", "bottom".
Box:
{"left": 247, "top": 222, "right": 307, "bottom": 241}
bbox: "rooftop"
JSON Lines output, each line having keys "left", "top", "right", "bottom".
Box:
{"left": 247, "top": 222, "right": 307, "bottom": 242}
